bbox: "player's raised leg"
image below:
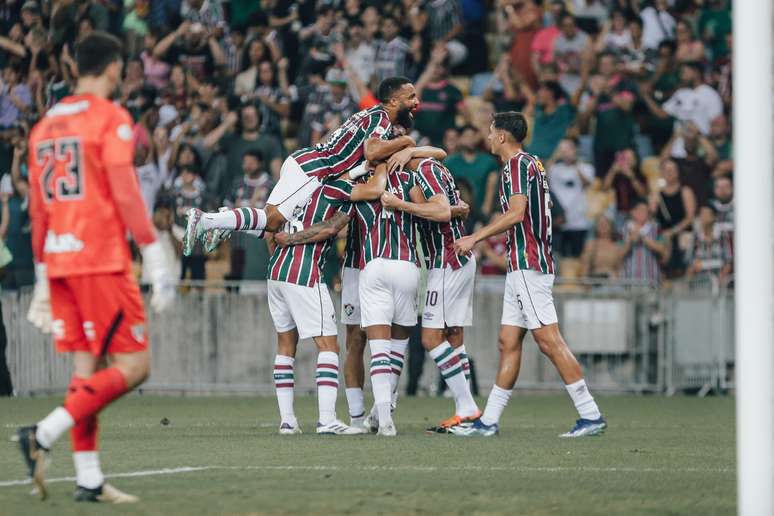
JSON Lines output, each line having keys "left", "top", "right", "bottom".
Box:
{"left": 183, "top": 156, "right": 321, "bottom": 254}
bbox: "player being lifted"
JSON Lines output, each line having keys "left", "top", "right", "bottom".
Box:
{"left": 450, "top": 112, "right": 607, "bottom": 438}
{"left": 183, "top": 76, "right": 433, "bottom": 251}
{"left": 380, "top": 157, "right": 480, "bottom": 433}
{"left": 265, "top": 166, "right": 396, "bottom": 435}
{"left": 18, "top": 32, "right": 175, "bottom": 503}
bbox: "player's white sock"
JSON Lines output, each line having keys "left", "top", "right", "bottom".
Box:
{"left": 316, "top": 351, "right": 339, "bottom": 425}
{"left": 565, "top": 379, "right": 602, "bottom": 420}
{"left": 430, "top": 342, "right": 479, "bottom": 417}
{"left": 480, "top": 384, "right": 513, "bottom": 426}
{"left": 369, "top": 339, "right": 393, "bottom": 425}
{"left": 36, "top": 407, "right": 75, "bottom": 449}
{"left": 346, "top": 388, "right": 365, "bottom": 419}
{"left": 389, "top": 338, "right": 408, "bottom": 406}
{"left": 457, "top": 344, "right": 472, "bottom": 382}
{"left": 202, "top": 207, "right": 267, "bottom": 232}
{"left": 273, "top": 355, "right": 297, "bottom": 426}
{"left": 73, "top": 451, "right": 104, "bottom": 489}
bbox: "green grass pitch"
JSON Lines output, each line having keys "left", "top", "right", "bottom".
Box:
{"left": 0, "top": 394, "right": 735, "bottom": 515}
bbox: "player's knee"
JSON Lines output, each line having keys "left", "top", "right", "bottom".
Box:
{"left": 114, "top": 353, "right": 150, "bottom": 388}
{"left": 535, "top": 334, "right": 560, "bottom": 358}
{"left": 498, "top": 334, "right": 517, "bottom": 354}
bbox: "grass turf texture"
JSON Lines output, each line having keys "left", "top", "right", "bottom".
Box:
{"left": 0, "top": 394, "right": 734, "bottom": 515}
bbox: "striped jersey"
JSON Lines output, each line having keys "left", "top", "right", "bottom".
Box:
{"left": 357, "top": 169, "right": 418, "bottom": 266}
{"left": 500, "top": 151, "right": 555, "bottom": 274}
{"left": 342, "top": 212, "right": 362, "bottom": 269}
{"left": 412, "top": 159, "right": 471, "bottom": 270}
{"left": 290, "top": 105, "right": 391, "bottom": 181}
{"left": 268, "top": 178, "right": 354, "bottom": 287}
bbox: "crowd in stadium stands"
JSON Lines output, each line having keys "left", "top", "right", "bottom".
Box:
{"left": 0, "top": 0, "right": 734, "bottom": 291}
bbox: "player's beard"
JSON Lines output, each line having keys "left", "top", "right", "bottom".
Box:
{"left": 396, "top": 107, "right": 414, "bottom": 131}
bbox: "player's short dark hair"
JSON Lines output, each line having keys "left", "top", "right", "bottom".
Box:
{"left": 377, "top": 76, "right": 411, "bottom": 103}
{"left": 75, "top": 31, "right": 123, "bottom": 77}
{"left": 243, "top": 149, "right": 263, "bottom": 162}
{"left": 493, "top": 111, "right": 528, "bottom": 143}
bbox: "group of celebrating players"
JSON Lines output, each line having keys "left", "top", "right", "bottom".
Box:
{"left": 16, "top": 31, "right": 606, "bottom": 504}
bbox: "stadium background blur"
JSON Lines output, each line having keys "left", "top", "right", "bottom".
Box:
{"left": 0, "top": 0, "right": 733, "bottom": 289}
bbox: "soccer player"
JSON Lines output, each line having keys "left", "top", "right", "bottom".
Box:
{"left": 450, "top": 112, "right": 607, "bottom": 438}
{"left": 380, "top": 157, "right": 480, "bottom": 432}
{"left": 18, "top": 32, "right": 175, "bottom": 502}
{"left": 182, "top": 76, "right": 421, "bottom": 250}
{"left": 267, "top": 169, "right": 390, "bottom": 435}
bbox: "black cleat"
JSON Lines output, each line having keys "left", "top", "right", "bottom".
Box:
{"left": 17, "top": 425, "right": 48, "bottom": 500}
{"left": 74, "top": 483, "right": 139, "bottom": 504}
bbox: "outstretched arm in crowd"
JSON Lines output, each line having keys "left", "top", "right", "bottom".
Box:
{"left": 0, "top": 35, "right": 25, "bottom": 59}
{"left": 202, "top": 112, "right": 238, "bottom": 150}
{"left": 154, "top": 21, "right": 190, "bottom": 59}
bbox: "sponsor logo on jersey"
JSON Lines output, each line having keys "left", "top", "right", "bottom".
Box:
{"left": 44, "top": 231, "right": 84, "bottom": 254}
{"left": 83, "top": 321, "right": 96, "bottom": 341}
{"left": 344, "top": 303, "right": 355, "bottom": 317}
{"left": 131, "top": 324, "right": 146, "bottom": 343}
{"left": 117, "top": 123, "right": 133, "bottom": 141}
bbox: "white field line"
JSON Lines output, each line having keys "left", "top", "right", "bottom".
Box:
{"left": 0, "top": 464, "right": 734, "bottom": 487}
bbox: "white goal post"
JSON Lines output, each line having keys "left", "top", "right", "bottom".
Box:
{"left": 734, "top": 1, "right": 774, "bottom": 514}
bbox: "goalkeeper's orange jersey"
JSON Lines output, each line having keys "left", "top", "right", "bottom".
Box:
{"left": 28, "top": 93, "right": 156, "bottom": 279}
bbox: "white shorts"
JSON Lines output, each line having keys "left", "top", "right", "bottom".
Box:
{"left": 267, "top": 157, "right": 322, "bottom": 221}
{"left": 501, "top": 270, "right": 558, "bottom": 330}
{"left": 340, "top": 267, "right": 361, "bottom": 326}
{"left": 359, "top": 258, "right": 419, "bottom": 328}
{"left": 422, "top": 257, "right": 476, "bottom": 329}
{"left": 267, "top": 280, "right": 338, "bottom": 339}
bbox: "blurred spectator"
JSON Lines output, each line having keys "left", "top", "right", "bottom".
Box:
{"left": 459, "top": 0, "right": 489, "bottom": 75}
{"left": 414, "top": 47, "right": 463, "bottom": 147}
{"left": 445, "top": 125, "right": 499, "bottom": 219}
{"left": 552, "top": 13, "right": 591, "bottom": 96}
{"left": 136, "top": 142, "right": 165, "bottom": 216}
{"left": 524, "top": 80, "right": 576, "bottom": 160}
{"left": 572, "top": 0, "right": 607, "bottom": 33}
{"left": 618, "top": 16, "right": 650, "bottom": 77}
{"left": 663, "top": 124, "right": 714, "bottom": 207}
{"left": 580, "top": 52, "right": 637, "bottom": 178}
{"left": 708, "top": 114, "right": 731, "bottom": 161}
{"left": 698, "top": 0, "right": 731, "bottom": 62}
{"left": 181, "top": 0, "right": 225, "bottom": 29}
{"left": 374, "top": 16, "right": 410, "bottom": 84}
{"left": 640, "top": 40, "right": 679, "bottom": 150}
{"left": 709, "top": 176, "right": 733, "bottom": 237}
{"left": 650, "top": 158, "right": 696, "bottom": 278}
{"left": 247, "top": 60, "right": 290, "bottom": 141}
{"left": 674, "top": 18, "right": 705, "bottom": 63}
{"left": 687, "top": 204, "right": 732, "bottom": 285}
{"left": 595, "top": 9, "right": 632, "bottom": 55}
{"left": 173, "top": 163, "right": 208, "bottom": 280}
{"left": 141, "top": 30, "right": 172, "bottom": 90}
{"left": 235, "top": 37, "right": 274, "bottom": 96}
{"left": 1, "top": 142, "right": 33, "bottom": 290}
{"left": 0, "top": 62, "right": 31, "bottom": 128}
{"left": 153, "top": 20, "right": 226, "bottom": 81}
{"left": 343, "top": 21, "right": 375, "bottom": 86}
{"left": 530, "top": 1, "right": 563, "bottom": 71}
{"left": 620, "top": 199, "right": 667, "bottom": 285}
{"left": 311, "top": 69, "right": 356, "bottom": 145}
{"left": 642, "top": 62, "right": 723, "bottom": 144}
{"left": 640, "top": 0, "right": 675, "bottom": 50}
{"left": 442, "top": 127, "right": 460, "bottom": 156}
{"left": 548, "top": 139, "right": 594, "bottom": 258}
{"left": 504, "top": 0, "right": 542, "bottom": 90}
{"left": 579, "top": 215, "right": 622, "bottom": 279}
{"left": 427, "top": 0, "right": 466, "bottom": 67}
{"left": 602, "top": 148, "right": 647, "bottom": 219}
{"left": 202, "top": 104, "right": 283, "bottom": 196}
{"left": 224, "top": 149, "right": 274, "bottom": 281}
{"left": 483, "top": 54, "right": 528, "bottom": 113}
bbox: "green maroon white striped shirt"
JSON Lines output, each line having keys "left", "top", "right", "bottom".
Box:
{"left": 268, "top": 178, "right": 355, "bottom": 287}
{"left": 290, "top": 105, "right": 392, "bottom": 181}
{"left": 500, "top": 151, "right": 555, "bottom": 274}
{"left": 412, "top": 158, "right": 471, "bottom": 270}
{"left": 357, "top": 169, "right": 419, "bottom": 266}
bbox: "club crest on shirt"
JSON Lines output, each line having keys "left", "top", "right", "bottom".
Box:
{"left": 344, "top": 303, "right": 355, "bottom": 317}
